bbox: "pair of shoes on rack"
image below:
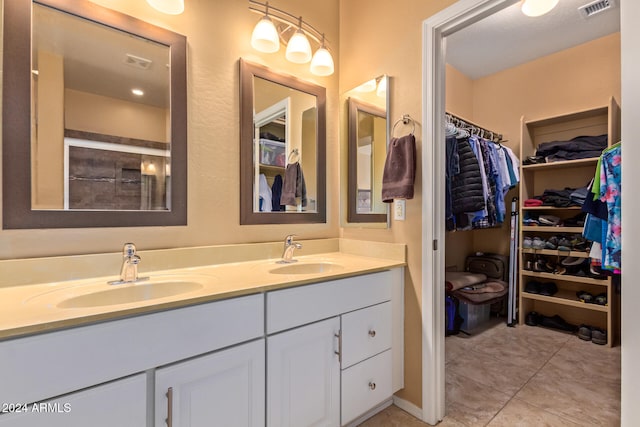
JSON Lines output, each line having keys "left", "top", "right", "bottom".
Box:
{"left": 578, "top": 325, "right": 607, "bottom": 345}
{"left": 576, "top": 291, "right": 607, "bottom": 305}
{"left": 525, "top": 312, "right": 577, "bottom": 332}
{"left": 525, "top": 281, "right": 558, "bottom": 296}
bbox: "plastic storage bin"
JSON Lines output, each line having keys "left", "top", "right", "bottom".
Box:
{"left": 459, "top": 301, "right": 490, "bottom": 331}
{"left": 259, "top": 139, "right": 285, "bottom": 167}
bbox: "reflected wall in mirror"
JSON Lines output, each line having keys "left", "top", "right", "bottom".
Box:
{"left": 345, "top": 76, "right": 389, "bottom": 224}
{"left": 2, "top": 0, "right": 187, "bottom": 228}
{"left": 239, "top": 59, "right": 326, "bottom": 224}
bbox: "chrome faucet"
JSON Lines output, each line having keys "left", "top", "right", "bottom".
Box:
{"left": 109, "top": 243, "right": 148, "bottom": 285}
{"left": 280, "top": 234, "right": 302, "bottom": 263}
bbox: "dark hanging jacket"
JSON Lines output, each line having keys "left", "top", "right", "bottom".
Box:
{"left": 451, "top": 138, "right": 485, "bottom": 214}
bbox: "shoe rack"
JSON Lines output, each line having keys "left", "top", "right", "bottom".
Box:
{"left": 518, "top": 97, "right": 620, "bottom": 347}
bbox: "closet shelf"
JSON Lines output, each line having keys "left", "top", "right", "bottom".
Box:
{"left": 259, "top": 164, "right": 285, "bottom": 173}
{"left": 521, "top": 157, "right": 599, "bottom": 171}
{"left": 522, "top": 270, "right": 610, "bottom": 286}
{"left": 521, "top": 248, "right": 590, "bottom": 258}
{"left": 522, "top": 226, "right": 584, "bottom": 233}
{"left": 522, "top": 290, "right": 609, "bottom": 312}
{"left": 522, "top": 206, "right": 582, "bottom": 211}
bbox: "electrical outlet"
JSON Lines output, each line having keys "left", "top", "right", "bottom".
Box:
{"left": 394, "top": 199, "right": 406, "bottom": 221}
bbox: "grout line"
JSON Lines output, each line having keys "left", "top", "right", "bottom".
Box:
{"left": 481, "top": 334, "right": 571, "bottom": 426}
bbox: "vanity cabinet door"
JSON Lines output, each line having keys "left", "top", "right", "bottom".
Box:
{"left": 267, "top": 317, "right": 341, "bottom": 427}
{"left": 0, "top": 374, "right": 146, "bottom": 427}
{"left": 155, "top": 339, "right": 265, "bottom": 427}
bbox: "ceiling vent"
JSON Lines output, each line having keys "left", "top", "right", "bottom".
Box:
{"left": 124, "top": 54, "right": 152, "bottom": 70}
{"left": 578, "top": 0, "right": 614, "bottom": 19}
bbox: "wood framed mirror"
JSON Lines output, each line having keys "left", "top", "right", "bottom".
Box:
{"left": 239, "top": 59, "right": 326, "bottom": 224}
{"left": 345, "top": 76, "right": 389, "bottom": 224}
{"left": 2, "top": 0, "right": 187, "bottom": 228}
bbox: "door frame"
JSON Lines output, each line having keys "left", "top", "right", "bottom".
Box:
{"left": 420, "top": 0, "right": 529, "bottom": 423}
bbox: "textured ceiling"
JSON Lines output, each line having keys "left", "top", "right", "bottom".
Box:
{"left": 446, "top": 0, "right": 620, "bottom": 80}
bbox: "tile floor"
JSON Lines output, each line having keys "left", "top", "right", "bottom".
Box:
{"left": 361, "top": 319, "right": 621, "bottom": 426}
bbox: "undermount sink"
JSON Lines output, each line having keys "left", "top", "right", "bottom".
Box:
{"left": 269, "top": 262, "right": 344, "bottom": 275}
{"left": 57, "top": 279, "right": 205, "bottom": 309}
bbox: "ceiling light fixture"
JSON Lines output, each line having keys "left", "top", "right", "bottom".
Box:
{"left": 521, "top": 0, "right": 559, "bottom": 17}
{"left": 146, "top": 0, "right": 184, "bottom": 15}
{"left": 249, "top": 0, "right": 335, "bottom": 76}
{"left": 132, "top": 88, "right": 145, "bottom": 96}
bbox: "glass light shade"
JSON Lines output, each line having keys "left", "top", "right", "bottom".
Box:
{"left": 521, "top": 0, "right": 559, "bottom": 17}
{"left": 251, "top": 16, "right": 280, "bottom": 53}
{"left": 146, "top": 0, "right": 184, "bottom": 15}
{"left": 310, "top": 47, "right": 334, "bottom": 76}
{"left": 285, "top": 30, "right": 312, "bottom": 64}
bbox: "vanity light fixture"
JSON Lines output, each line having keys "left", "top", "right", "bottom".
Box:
{"left": 521, "top": 0, "right": 559, "bottom": 17}
{"left": 285, "top": 18, "right": 312, "bottom": 64}
{"left": 250, "top": 2, "right": 280, "bottom": 53}
{"left": 248, "top": 0, "right": 335, "bottom": 76}
{"left": 146, "top": 0, "right": 184, "bottom": 15}
{"left": 310, "top": 34, "right": 334, "bottom": 76}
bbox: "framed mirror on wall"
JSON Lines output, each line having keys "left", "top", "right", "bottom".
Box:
{"left": 239, "top": 59, "right": 326, "bottom": 225}
{"left": 2, "top": 0, "right": 187, "bottom": 228}
{"left": 341, "top": 75, "right": 390, "bottom": 226}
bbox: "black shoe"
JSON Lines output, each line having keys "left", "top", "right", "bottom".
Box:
{"left": 591, "top": 328, "right": 607, "bottom": 345}
{"left": 539, "top": 282, "right": 558, "bottom": 296}
{"left": 525, "top": 281, "right": 542, "bottom": 294}
{"left": 525, "top": 311, "right": 541, "bottom": 326}
{"left": 539, "top": 314, "right": 577, "bottom": 332}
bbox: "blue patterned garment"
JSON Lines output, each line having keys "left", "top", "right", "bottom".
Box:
{"left": 598, "top": 144, "right": 621, "bottom": 272}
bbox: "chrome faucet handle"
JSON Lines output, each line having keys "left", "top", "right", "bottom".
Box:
{"left": 123, "top": 243, "right": 137, "bottom": 258}
{"left": 284, "top": 234, "right": 298, "bottom": 246}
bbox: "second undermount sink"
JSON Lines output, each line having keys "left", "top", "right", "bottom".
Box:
{"left": 269, "top": 262, "right": 344, "bottom": 275}
{"left": 56, "top": 278, "right": 206, "bottom": 309}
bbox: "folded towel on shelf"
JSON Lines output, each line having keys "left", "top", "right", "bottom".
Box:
{"left": 281, "top": 162, "right": 307, "bottom": 207}
{"left": 382, "top": 134, "right": 416, "bottom": 203}
{"left": 445, "top": 271, "right": 488, "bottom": 291}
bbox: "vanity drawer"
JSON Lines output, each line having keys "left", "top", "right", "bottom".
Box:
{"left": 341, "top": 302, "right": 392, "bottom": 369}
{"left": 267, "top": 271, "right": 392, "bottom": 334}
{"left": 341, "top": 350, "right": 392, "bottom": 425}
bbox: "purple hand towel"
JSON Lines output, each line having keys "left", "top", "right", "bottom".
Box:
{"left": 382, "top": 134, "right": 416, "bottom": 203}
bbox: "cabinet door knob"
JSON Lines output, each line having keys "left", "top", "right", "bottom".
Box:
{"left": 369, "top": 382, "right": 376, "bottom": 391}
{"left": 368, "top": 329, "right": 376, "bottom": 338}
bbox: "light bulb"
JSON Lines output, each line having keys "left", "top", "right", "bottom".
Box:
{"left": 286, "top": 29, "right": 312, "bottom": 64}
{"left": 310, "top": 47, "right": 334, "bottom": 76}
{"left": 146, "top": 0, "right": 184, "bottom": 15}
{"left": 521, "top": 0, "right": 559, "bottom": 17}
{"left": 251, "top": 16, "right": 280, "bottom": 53}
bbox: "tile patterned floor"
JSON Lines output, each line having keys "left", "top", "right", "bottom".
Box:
{"left": 360, "top": 320, "right": 621, "bottom": 426}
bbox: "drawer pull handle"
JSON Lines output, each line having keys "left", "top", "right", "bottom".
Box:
{"left": 166, "top": 387, "right": 173, "bottom": 427}
{"left": 368, "top": 329, "right": 376, "bottom": 338}
{"left": 369, "top": 382, "right": 376, "bottom": 391}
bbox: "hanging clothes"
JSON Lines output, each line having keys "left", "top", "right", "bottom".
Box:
{"left": 598, "top": 143, "right": 621, "bottom": 272}
{"left": 446, "top": 128, "right": 518, "bottom": 231}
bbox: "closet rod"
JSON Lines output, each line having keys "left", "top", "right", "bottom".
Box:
{"left": 446, "top": 111, "right": 503, "bottom": 142}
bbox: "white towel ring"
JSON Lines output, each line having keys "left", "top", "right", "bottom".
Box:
{"left": 392, "top": 114, "right": 415, "bottom": 137}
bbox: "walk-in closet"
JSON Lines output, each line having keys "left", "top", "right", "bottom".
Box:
{"left": 441, "top": 0, "right": 622, "bottom": 424}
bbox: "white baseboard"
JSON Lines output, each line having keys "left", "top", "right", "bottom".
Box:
{"left": 392, "top": 395, "right": 424, "bottom": 421}
{"left": 345, "top": 398, "right": 393, "bottom": 427}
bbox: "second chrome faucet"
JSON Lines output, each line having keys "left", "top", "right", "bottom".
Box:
{"left": 279, "top": 234, "right": 302, "bottom": 263}
{"left": 109, "top": 243, "right": 149, "bottom": 285}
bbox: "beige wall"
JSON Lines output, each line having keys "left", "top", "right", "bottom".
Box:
{"left": 65, "top": 89, "right": 169, "bottom": 142}
{"left": 0, "top": 0, "right": 339, "bottom": 259}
